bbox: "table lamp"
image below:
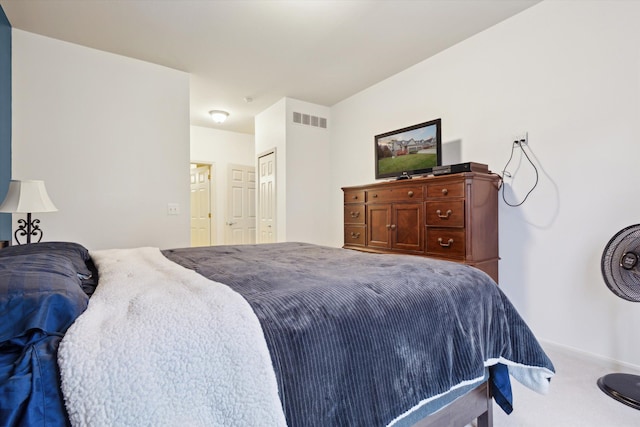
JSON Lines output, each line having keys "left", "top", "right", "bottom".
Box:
{"left": 0, "top": 180, "right": 58, "bottom": 245}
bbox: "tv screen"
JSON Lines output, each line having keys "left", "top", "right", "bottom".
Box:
{"left": 375, "top": 118, "right": 442, "bottom": 180}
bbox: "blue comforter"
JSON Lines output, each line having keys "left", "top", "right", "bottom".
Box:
{"left": 0, "top": 253, "right": 88, "bottom": 426}
{"left": 1, "top": 241, "right": 554, "bottom": 426}
{"left": 164, "top": 242, "right": 555, "bottom": 426}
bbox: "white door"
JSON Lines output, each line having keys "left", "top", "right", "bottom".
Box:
{"left": 226, "top": 164, "right": 256, "bottom": 244}
{"left": 258, "top": 151, "right": 276, "bottom": 243}
{"left": 190, "top": 164, "right": 211, "bottom": 247}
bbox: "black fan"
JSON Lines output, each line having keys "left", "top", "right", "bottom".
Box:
{"left": 598, "top": 224, "right": 640, "bottom": 409}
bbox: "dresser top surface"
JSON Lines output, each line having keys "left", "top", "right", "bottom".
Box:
{"left": 342, "top": 172, "right": 499, "bottom": 191}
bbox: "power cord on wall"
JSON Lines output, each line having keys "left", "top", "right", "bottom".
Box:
{"left": 500, "top": 138, "right": 539, "bottom": 207}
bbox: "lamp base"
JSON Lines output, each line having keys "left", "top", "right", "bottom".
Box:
{"left": 14, "top": 213, "right": 43, "bottom": 245}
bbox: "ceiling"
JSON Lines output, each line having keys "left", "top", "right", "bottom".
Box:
{"left": 0, "top": 0, "right": 539, "bottom": 135}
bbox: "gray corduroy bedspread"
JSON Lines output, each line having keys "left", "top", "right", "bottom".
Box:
{"left": 163, "top": 242, "right": 554, "bottom": 426}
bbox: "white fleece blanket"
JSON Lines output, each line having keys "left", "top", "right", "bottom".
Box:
{"left": 58, "top": 247, "right": 287, "bottom": 427}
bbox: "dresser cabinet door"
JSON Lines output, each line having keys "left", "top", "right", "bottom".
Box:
{"left": 367, "top": 204, "right": 392, "bottom": 248}
{"left": 367, "top": 203, "right": 423, "bottom": 252}
{"left": 393, "top": 203, "right": 423, "bottom": 252}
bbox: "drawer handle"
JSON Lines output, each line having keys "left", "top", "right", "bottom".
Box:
{"left": 372, "top": 194, "right": 378, "bottom": 198}
{"left": 407, "top": 191, "right": 414, "bottom": 197}
{"left": 352, "top": 195, "right": 359, "bottom": 200}
{"left": 436, "top": 209, "right": 453, "bottom": 219}
{"left": 350, "top": 232, "right": 361, "bottom": 239}
{"left": 350, "top": 211, "right": 360, "bottom": 218}
{"left": 438, "top": 238, "right": 454, "bottom": 247}
{"left": 386, "top": 224, "right": 397, "bottom": 230}
{"left": 441, "top": 188, "right": 448, "bottom": 195}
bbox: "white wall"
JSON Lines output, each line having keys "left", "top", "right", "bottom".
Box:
{"left": 190, "top": 125, "right": 255, "bottom": 244}
{"left": 284, "top": 98, "right": 332, "bottom": 245}
{"left": 255, "top": 98, "right": 287, "bottom": 242}
{"left": 255, "top": 97, "right": 332, "bottom": 245}
{"left": 11, "top": 30, "right": 190, "bottom": 250}
{"left": 329, "top": 0, "right": 640, "bottom": 366}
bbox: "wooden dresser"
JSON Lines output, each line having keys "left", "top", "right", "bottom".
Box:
{"left": 342, "top": 172, "right": 500, "bottom": 282}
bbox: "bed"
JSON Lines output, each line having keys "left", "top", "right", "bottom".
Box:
{"left": 0, "top": 241, "right": 554, "bottom": 427}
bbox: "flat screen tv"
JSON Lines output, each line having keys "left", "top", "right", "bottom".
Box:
{"left": 375, "top": 118, "right": 441, "bottom": 180}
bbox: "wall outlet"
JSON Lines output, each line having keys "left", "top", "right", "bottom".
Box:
{"left": 514, "top": 132, "right": 529, "bottom": 146}
{"left": 167, "top": 203, "right": 180, "bottom": 215}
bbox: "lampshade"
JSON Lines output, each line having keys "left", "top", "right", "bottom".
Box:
{"left": 209, "top": 110, "right": 229, "bottom": 123}
{"left": 0, "top": 180, "right": 58, "bottom": 213}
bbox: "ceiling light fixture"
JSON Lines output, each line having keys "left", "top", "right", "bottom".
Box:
{"left": 209, "top": 110, "right": 229, "bottom": 124}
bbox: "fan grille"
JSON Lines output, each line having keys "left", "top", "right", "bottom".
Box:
{"left": 601, "top": 224, "right": 640, "bottom": 302}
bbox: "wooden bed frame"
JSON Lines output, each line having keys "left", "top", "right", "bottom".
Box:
{"left": 415, "top": 381, "right": 493, "bottom": 427}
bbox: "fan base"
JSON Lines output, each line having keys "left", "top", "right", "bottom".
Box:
{"left": 597, "top": 373, "right": 640, "bottom": 410}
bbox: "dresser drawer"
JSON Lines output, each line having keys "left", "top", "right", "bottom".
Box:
{"left": 344, "top": 226, "right": 366, "bottom": 246}
{"left": 425, "top": 200, "right": 464, "bottom": 227}
{"left": 367, "top": 187, "right": 422, "bottom": 203}
{"left": 344, "top": 205, "right": 365, "bottom": 224}
{"left": 426, "top": 181, "right": 464, "bottom": 198}
{"left": 344, "top": 190, "right": 365, "bottom": 203}
{"left": 426, "top": 228, "right": 465, "bottom": 258}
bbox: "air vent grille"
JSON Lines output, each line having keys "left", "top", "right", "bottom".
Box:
{"left": 293, "top": 111, "right": 327, "bottom": 129}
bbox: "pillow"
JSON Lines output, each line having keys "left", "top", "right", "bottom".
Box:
{"left": 0, "top": 253, "right": 89, "bottom": 340}
{"left": 0, "top": 241, "right": 90, "bottom": 274}
{"left": 0, "top": 242, "right": 98, "bottom": 295}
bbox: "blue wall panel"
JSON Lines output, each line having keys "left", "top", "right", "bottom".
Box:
{"left": 0, "top": 6, "right": 10, "bottom": 241}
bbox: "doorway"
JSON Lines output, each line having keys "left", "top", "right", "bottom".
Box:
{"left": 257, "top": 150, "right": 276, "bottom": 243}
{"left": 190, "top": 163, "right": 213, "bottom": 246}
{"left": 225, "top": 164, "right": 256, "bottom": 244}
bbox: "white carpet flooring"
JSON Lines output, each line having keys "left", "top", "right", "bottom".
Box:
{"left": 493, "top": 342, "right": 640, "bottom": 426}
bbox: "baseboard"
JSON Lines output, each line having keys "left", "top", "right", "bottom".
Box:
{"left": 540, "top": 339, "right": 640, "bottom": 373}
